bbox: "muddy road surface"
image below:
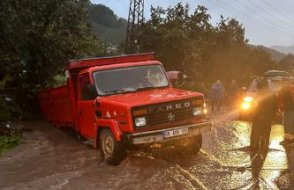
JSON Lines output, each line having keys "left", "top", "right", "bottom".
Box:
{"left": 1, "top": 117, "right": 294, "bottom": 190}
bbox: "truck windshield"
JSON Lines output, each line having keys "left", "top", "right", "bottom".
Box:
{"left": 93, "top": 65, "right": 169, "bottom": 96}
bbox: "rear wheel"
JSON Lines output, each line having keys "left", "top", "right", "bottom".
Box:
{"left": 99, "top": 129, "right": 126, "bottom": 165}
{"left": 174, "top": 135, "right": 202, "bottom": 156}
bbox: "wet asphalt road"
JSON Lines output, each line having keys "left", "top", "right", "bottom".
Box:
{"left": 1, "top": 113, "right": 294, "bottom": 190}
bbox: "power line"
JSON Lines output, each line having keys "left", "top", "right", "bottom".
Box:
{"left": 246, "top": 0, "right": 294, "bottom": 32}
{"left": 207, "top": 0, "right": 278, "bottom": 32}
{"left": 227, "top": 0, "right": 294, "bottom": 37}
{"left": 206, "top": 0, "right": 294, "bottom": 44}
{"left": 260, "top": 0, "right": 294, "bottom": 27}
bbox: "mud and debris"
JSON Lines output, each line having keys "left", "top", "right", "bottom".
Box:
{"left": 0, "top": 117, "right": 294, "bottom": 189}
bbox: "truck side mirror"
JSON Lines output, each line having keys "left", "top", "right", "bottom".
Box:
{"left": 85, "top": 84, "right": 97, "bottom": 100}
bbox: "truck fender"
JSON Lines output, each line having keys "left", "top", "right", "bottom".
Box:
{"left": 96, "top": 119, "right": 123, "bottom": 142}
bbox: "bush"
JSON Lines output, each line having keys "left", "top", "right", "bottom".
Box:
{"left": 0, "top": 96, "right": 22, "bottom": 122}
{"left": 0, "top": 122, "right": 23, "bottom": 154}
{"left": 0, "top": 97, "right": 12, "bottom": 121}
{"left": 0, "top": 135, "right": 21, "bottom": 155}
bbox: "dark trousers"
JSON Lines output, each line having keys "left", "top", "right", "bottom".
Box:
{"left": 250, "top": 115, "right": 273, "bottom": 151}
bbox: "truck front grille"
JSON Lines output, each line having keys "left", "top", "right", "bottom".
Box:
{"left": 148, "top": 107, "right": 192, "bottom": 126}
{"left": 132, "top": 98, "right": 203, "bottom": 128}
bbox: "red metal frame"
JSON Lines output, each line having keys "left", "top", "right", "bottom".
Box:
{"left": 68, "top": 52, "right": 155, "bottom": 71}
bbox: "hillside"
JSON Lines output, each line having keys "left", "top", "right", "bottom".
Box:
{"left": 257, "top": 45, "right": 285, "bottom": 61}
{"left": 271, "top": 44, "right": 294, "bottom": 54}
{"left": 88, "top": 4, "right": 127, "bottom": 44}
{"left": 249, "top": 45, "right": 285, "bottom": 61}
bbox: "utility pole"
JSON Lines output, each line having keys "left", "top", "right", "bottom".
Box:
{"left": 125, "top": 0, "right": 144, "bottom": 53}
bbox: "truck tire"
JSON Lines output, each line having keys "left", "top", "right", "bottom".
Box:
{"left": 174, "top": 135, "right": 202, "bottom": 156}
{"left": 99, "top": 129, "right": 126, "bottom": 165}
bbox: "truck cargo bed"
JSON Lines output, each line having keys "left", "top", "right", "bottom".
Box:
{"left": 38, "top": 85, "right": 75, "bottom": 127}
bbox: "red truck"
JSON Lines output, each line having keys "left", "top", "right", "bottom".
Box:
{"left": 38, "top": 53, "right": 212, "bottom": 165}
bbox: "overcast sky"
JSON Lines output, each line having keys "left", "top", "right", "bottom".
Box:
{"left": 92, "top": 0, "right": 294, "bottom": 47}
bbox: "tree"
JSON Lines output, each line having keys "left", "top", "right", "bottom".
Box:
{"left": 138, "top": 3, "right": 276, "bottom": 88}
{"left": 139, "top": 3, "right": 212, "bottom": 78}
{"left": 0, "top": 0, "right": 105, "bottom": 88}
{"left": 0, "top": 0, "right": 105, "bottom": 113}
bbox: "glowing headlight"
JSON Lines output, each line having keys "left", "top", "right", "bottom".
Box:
{"left": 135, "top": 117, "right": 146, "bottom": 127}
{"left": 241, "top": 96, "right": 253, "bottom": 110}
{"left": 192, "top": 107, "right": 203, "bottom": 116}
{"left": 244, "top": 96, "right": 253, "bottom": 102}
{"left": 241, "top": 102, "right": 251, "bottom": 110}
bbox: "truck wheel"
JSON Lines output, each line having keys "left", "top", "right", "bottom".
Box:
{"left": 99, "top": 129, "right": 126, "bottom": 165}
{"left": 175, "top": 135, "right": 202, "bottom": 156}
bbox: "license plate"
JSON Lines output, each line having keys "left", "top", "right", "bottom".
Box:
{"left": 162, "top": 128, "right": 189, "bottom": 138}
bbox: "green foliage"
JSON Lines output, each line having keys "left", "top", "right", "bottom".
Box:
{"left": 0, "top": 0, "right": 105, "bottom": 88}
{"left": 0, "top": 99, "right": 12, "bottom": 122}
{"left": 139, "top": 3, "right": 276, "bottom": 87}
{"left": 0, "top": 96, "right": 22, "bottom": 122}
{"left": 0, "top": 0, "right": 107, "bottom": 116}
{"left": 0, "top": 74, "right": 12, "bottom": 90}
{"left": 0, "top": 135, "right": 22, "bottom": 155}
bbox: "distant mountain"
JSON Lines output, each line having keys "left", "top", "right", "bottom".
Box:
{"left": 258, "top": 46, "right": 285, "bottom": 61}
{"left": 88, "top": 4, "right": 127, "bottom": 44}
{"left": 249, "top": 45, "right": 285, "bottom": 61}
{"left": 271, "top": 44, "right": 294, "bottom": 54}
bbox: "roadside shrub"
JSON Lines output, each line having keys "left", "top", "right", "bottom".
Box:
{"left": 0, "top": 135, "right": 21, "bottom": 155}
{"left": 0, "top": 122, "right": 23, "bottom": 154}
{"left": 0, "top": 97, "right": 12, "bottom": 121}
{"left": 0, "top": 96, "right": 23, "bottom": 122}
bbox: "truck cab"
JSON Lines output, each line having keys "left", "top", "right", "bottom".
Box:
{"left": 39, "top": 53, "right": 212, "bottom": 165}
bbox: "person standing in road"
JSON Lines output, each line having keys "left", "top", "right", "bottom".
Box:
{"left": 209, "top": 80, "right": 225, "bottom": 112}
{"left": 227, "top": 79, "right": 240, "bottom": 108}
{"left": 279, "top": 80, "right": 294, "bottom": 146}
{"left": 250, "top": 78, "right": 278, "bottom": 151}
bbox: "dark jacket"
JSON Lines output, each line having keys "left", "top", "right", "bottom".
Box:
{"left": 280, "top": 85, "right": 294, "bottom": 111}
{"left": 254, "top": 90, "right": 278, "bottom": 121}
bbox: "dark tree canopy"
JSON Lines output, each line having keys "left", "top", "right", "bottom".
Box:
{"left": 0, "top": 0, "right": 105, "bottom": 115}
{"left": 0, "top": 0, "right": 105, "bottom": 89}
{"left": 138, "top": 3, "right": 276, "bottom": 87}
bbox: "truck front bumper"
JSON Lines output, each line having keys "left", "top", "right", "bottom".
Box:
{"left": 124, "top": 121, "right": 212, "bottom": 145}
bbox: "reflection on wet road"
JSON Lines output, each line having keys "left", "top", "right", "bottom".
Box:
{"left": 0, "top": 119, "right": 293, "bottom": 189}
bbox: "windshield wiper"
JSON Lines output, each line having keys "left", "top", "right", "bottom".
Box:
{"left": 104, "top": 89, "right": 134, "bottom": 94}
{"left": 136, "top": 86, "right": 159, "bottom": 91}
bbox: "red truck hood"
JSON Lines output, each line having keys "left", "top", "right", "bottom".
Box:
{"left": 99, "top": 88, "right": 203, "bottom": 107}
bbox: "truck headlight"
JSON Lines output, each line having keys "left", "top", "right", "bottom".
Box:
{"left": 135, "top": 117, "right": 146, "bottom": 127}
{"left": 241, "top": 102, "right": 251, "bottom": 110}
{"left": 192, "top": 107, "right": 203, "bottom": 116}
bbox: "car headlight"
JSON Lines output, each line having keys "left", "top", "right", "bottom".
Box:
{"left": 192, "top": 107, "right": 203, "bottom": 116}
{"left": 244, "top": 96, "right": 253, "bottom": 102}
{"left": 241, "top": 96, "right": 254, "bottom": 110}
{"left": 241, "top": 102, "right": 251, "bottom": 110}
{"left": 135, "top": 117, "right": 146, "bottom": 127}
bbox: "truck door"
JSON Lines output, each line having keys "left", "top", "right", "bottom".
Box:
{"left": 77, "top": 73, "right": 97, "bottom": 139}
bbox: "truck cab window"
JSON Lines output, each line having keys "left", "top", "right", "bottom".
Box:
{"left": 93, "top": 65, "right": 169, "bottom": 96}
{"left": 79, "top": 74, "right": 97, "bottom": 100}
